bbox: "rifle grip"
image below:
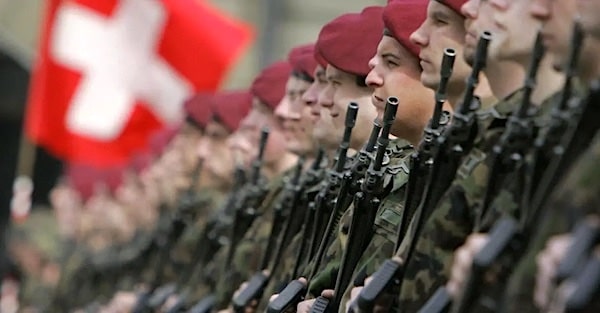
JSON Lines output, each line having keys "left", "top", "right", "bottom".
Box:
{"left": 556, "top": 219, "right": 600, "bottom": 282}
{"left": 189, "top": 294, "right": 216, "bottom": 313}
{"left": 267, "top": 280, "right": 307, "bottom": 313}
{"left": 356, "top": 259, "right": 401, "bottom": 312}
{"left": 309, "top": 296, "right": 331, "bottom": 313}
{"left": 417, "top": 287, "right": 452, "bottom": 313}
{"left": 451, "top": 218, "right": 518, "bottom": 313}
{"left": 564, "top": 252, "right": 600, "bottom": 312}
{"left": 232, "top": 272, "right": 269, "bottom": 313}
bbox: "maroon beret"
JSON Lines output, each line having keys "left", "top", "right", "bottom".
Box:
{"left": 435, "top": 0, "right": 467, "bottom": 16}
{"left": 212, "top": 90, "right": 253, "bottom": 132}
{"left": 314, "top": 49, "right": 328, "bottom": 68}
{"left": 183, "top": 93, "right": 213, "bottom": 129}
{"left": 148, "top": 125, "right": 179, "bottom": 156}
{"left": 251, "top": 61, "right": 292, "bottom": 110}
{"left": 66, "top": 163, "right": 123, "bottom": 200}
{"left": 129, "top": 152, "right": 153, "bottom": 174}
{"left": 383, "top": 0, "right": 429, "bottom": 59}
{"left": 288, "top": 44, "right": 319, "bottom": 80}
{"left": 316, "top": 6, "right": 384, "bottom": 77}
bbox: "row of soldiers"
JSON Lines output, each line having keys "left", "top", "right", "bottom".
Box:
{"left": 5, "top": 0, "right": 600, "bottom": 312}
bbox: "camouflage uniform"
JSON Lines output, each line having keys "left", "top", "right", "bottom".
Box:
{"left": 305, "top": 138, "right": 413, "bottom": 303}
{"left": 213, "top": 171, "right": 290, "bottom": 309}
{"left": 252, "top": 163, "right": 327, "bottom": 312}
{"left": 499, "top": 85, "right": 600, "bottom": 312}
{"left": 393, "top": 90, "right": 526, "bottom": 312}
{"left": 8, "top": 210, "right": 62, "bottom": 311}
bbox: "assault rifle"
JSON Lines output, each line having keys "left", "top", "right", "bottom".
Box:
{"left": 421, "top": 24, "right": 591, "bottom": 313}
{"left": 397, "top": 48, "right": 455, "bottom": 249}
{"left": 354, "top": 32, "right": 492, "bottom": 313}
{"left": 268, "top": 114, "right": 382, "bottom": 313}
{"left": 132, "top": 157, "right": 206, "bottom": 313}
{"left": 309, "top": 97, "right": 398, "bottom": 313}
{"left": 232, "top": 157, "right": 306, "bottom": 313}
{"left": 163, "top": 165, "right": 248, "bottom": 313}
{"left": 307, "top": 103, "right": 359, "bottom": 262}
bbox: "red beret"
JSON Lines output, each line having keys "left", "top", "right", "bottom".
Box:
{"left": 383, "top": 0, "right": 429, "bottom": 59}
{"left": 148, "top": 125, "right": 179, "bottom": 156}
{"left": 316, "top": 6, "right": 384, "bottom": 77}
{"left": 435, "top": 0, "right": 467, "bottom": 16}
{"left": 251, "top": 61, "right": 292, "bottom": 110}
{"left": 183, "top": 93, "right": 213, "bottom": 129}
{"left": 129, "top": 152, "right": 153, "bottom": 174}
{"left": 314, "top": 49, "right": 328, "bottom": 68}
{"left": 212, "top": 90, "right": 253, "bottom": 132}
{"left": 288, "top": 44, "right": 318, "bottom": 80}
{"left": 65, "top": 163, "right": 123, "bottom": 200}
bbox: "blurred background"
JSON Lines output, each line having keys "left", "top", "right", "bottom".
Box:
{"left": 0, "top": 0, "right": 385, "bottom": 216}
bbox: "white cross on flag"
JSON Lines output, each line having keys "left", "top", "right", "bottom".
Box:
{"left": 26, "top": 0, "right": 253, "bottom": 167}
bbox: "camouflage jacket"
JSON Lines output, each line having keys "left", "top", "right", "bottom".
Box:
{"left": 213, "top": 170, "right": 290, "bottom": 309}
{"left": 394, "top": 89, "right": 525, "bottom": 312}
{"left": 306, "top": 138, "right": 414, "bottom": 302}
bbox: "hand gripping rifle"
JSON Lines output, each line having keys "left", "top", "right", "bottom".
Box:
{"left": 308, "top": 97, "right": 398, "bottom": 313}
{"left": 307, "top": 103, "right": 359, "bottom": 263}
{"left": 422, "top": 25, "right": 588, "bottom": 313}
{"left": 268, "top": 115, "right": 381, "bottom": 313}
{"left": 132, "top": 158, "right": 206, "bottom": 313}
{"left": 354, "top": 33, "right": 492, "bottom": 313}
{"left": 232, "top": 157, "right": 306, "bottom": 313}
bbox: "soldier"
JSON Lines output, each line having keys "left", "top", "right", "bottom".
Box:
{"left": 211, "top": 60, "right": 298, "bottom": 310}
{"left": 409, "top": 0, "right": 493, "bottom": 109}
{"left": 6, "top": 209, "right": 62, "bottom": 312}
{"left": 345, "top": 0, "right": 569, "bottom": 311}
{"left": 441, "top": 0, "right": 600, "bottom": 311}
{"left": 291, "top": 2, "right": 445, "bottom": 312}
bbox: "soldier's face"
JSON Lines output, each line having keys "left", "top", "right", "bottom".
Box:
{"left": 321, "top": 65, "right": 377, "bottom": 151}
{"left": 310, "top": 65, "right": 338, "bottom": 149}
{"left": 275, "top": 75, "right": 316, "bottom": 156}
{"left": 530, "top": 0, "right": 578, "bottom": 71}
{"left": 410, "top": 1, "right": 472, "bottom": 98}
{"left": 462, "top": 0, "right": 503, "bottom": 64}
{"left": 196, "top": 120, "right": 234, "bottom": 190}
{"left": 367, "top": 36, "right": 436, "bottom": 141}
{"left": 175, "top": 122, "right": 204, "bottom": 177}
{"left": 234, "top": 99, "right": 290, "bottom": 168}
{"left": 490, "top": 0, "right": 543, "bottom": 62}
{"left": 578, "top": 0, "right": 600, "bottom": 38}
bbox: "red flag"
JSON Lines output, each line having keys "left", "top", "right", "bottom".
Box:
{"left": 26, "top": 0, "right": 253, "bottom": 167}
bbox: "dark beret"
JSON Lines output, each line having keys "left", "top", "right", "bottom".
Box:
{"left": 383, "top": 0, "right": 429, "bottom": 58}
{"left": 212, "top": 90, "right": 253, "bottom": 132}
{"left": 316, "top": 6, "right": 384, "bottom": 76}
{"left": 183, "top": 93, "right": 213, "bottom": 129}
{"left": 288, "top": 44, "right": 318, "bottom": 81}
{"left": 251, "top": 61, "right": 292, "bottom": 110}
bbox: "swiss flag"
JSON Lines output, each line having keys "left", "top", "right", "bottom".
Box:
{"left": 25, "top": 0, "right": 253, "bottom": 167}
